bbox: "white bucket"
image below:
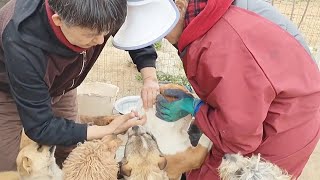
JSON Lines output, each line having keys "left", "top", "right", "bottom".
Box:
{"left": 77, "top": 82, "right": 119, "bottom": 116}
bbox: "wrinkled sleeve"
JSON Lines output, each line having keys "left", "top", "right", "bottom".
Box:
{"left": 3, "top": 39, "right": 87, "bottom": 146}
{"left": 193, "top": 42, "right": 276, "bottom": 154}
{"left": 128, "top": 45, "right": 158, "bottom": 71}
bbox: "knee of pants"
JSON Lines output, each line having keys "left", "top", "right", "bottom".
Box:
{"left": 0, "top": 132, "right": 21, "bottom": 171}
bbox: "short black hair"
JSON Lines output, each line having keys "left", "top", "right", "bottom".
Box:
{"left": 48, "top": 0, "right": 127, "bottom": 34}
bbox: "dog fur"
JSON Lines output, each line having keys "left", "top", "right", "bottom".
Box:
{"left": 0, "top": 171, "right": 20, "bottom": 180}
{"left": 0, "top": 143, "right": 62, "bottom": 180}
{"left": 18, "top": 115, "right": 121, "bottom": 180}
{"left": 218, "top": 153, "right": 292, "bottom": 180}
{"left": 79, "top": 114, "right": 119, "bottom": 126}
{"left": 119, "top": 84, "right": 212, "bottom": 180}
{"left": 62, "top": 134, "right": 122, "bottom": 180}
{"left": 147, "top": 84, "right": 212, "bottom": 180}
{"left": 120, "top": 125, "right": 169, "bottom": 180}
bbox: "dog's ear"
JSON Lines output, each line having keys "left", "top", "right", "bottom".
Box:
{"left": 159, "top": 83, "right": 193, "bottom": 102}
{"left": 18, "top": 156, "right": 32, "bottom": 176}
{"left": 158, "top": 155, "right": 167, "bottom": 170}
{"left": 119, "top": 158, "right": 132, "bottom": 177}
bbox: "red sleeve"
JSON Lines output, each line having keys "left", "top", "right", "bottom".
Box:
{"left": 193, "top": 42, "right": 276, "bottom": 155}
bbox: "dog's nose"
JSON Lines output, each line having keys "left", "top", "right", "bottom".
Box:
{"left": 132, "top": 126, "right": 139, "bottom": 131}
{"left": 223, "top": 154, "right": 232, "bottom": 160}
{"left": 223, "top": 154, "right": 237, "bottom": 162}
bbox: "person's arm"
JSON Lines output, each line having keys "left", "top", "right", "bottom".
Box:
{"left": 140, "top": 67, "right": 159, "bottom": 108}
{"left": 4, "top": 39, "right": 145, "bottom": 145}
{"left": 193, "top": 43, "right": 276, "bottom": 155}
{"left": 129, "top": 45, "right": 159, "bottom": 108}
{"left": 3, "top": 39, "right": 88, "bottom": 146}
{"left": 129, "top": 45, "right": 158, "bottom": 71}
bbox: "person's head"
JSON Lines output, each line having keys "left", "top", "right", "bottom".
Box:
{"left": 48, "top": 0, "right": 127, "bottom": 48}
{"left": 165, "top": 0, "right": 189, "bottom": 45}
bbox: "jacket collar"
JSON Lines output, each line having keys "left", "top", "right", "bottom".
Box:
{"left": 178, "top": 0, "right": 233, "bottom": 52}
{"left": 45, "top": 0, "right": 86, "bottom": 53}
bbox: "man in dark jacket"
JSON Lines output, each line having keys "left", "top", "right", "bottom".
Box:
{"left": 0, "top": 0, "right": 177, "bottom": 171}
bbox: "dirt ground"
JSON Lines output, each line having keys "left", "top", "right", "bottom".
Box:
{"left": 299, "top": 142, "right": 320, "bottom": 179}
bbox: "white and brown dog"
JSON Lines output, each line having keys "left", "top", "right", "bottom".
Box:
{"left": 120, "top": 84, "right": 212, "bottom": 180}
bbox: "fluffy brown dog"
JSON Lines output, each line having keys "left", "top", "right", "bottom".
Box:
{"left": 62, "top": 134, "right": 122, "bottom": 180}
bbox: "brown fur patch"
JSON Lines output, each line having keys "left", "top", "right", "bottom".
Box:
{"left": 120, "top": 126, "right": 169, "bottom": 180}
{"left": 80, "top": 114, "right": 119, "bottom": 126}
{"left": 159, "top": 83, "right": 192, "bottom": 102}
{"left": 63, "top": 135, "right": 122, "bottom": 180}
{"left": 164, "top": 145, "right": 209, "bottom": 180}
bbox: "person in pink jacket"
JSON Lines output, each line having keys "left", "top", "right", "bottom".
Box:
{"left": 155, "top": 0, "right": 320, "bottom": 179}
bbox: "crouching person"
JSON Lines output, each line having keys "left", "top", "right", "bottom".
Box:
{"left": 155, "top": 0, "right": 320, "bottom": 179}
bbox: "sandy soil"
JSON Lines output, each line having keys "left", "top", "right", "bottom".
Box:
{"left": 299, "top": 142, "right": 320, "bottom": 179}
{"left": 83, "top": 39, "right": 184, "bottom": 98}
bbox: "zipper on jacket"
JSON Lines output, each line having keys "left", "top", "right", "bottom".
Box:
{"left": 67, "top": 51, "right": 87, "bottom": 91}
{"left": 78, "top": 51, "right": 87, "bottom": 76}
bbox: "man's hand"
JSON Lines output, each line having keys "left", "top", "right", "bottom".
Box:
{"left": 86, "top": 112, "right": 146, "bottom": 140}
{"left": 109, "top": 111, "right": 146, "bottom": 134}
{"left": 155, "top": 89, "right": 203, "bottom": 122}
{"left": 140, "top": 67, "right": 159, "bottom": 109}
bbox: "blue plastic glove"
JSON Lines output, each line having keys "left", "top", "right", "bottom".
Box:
{"left": 155, "top": 89, "right": 203, "bottom": 122}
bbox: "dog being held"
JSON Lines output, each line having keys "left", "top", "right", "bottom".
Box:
{"left": 218, "top": 153, "right": 292, "bottom": 180}
{"left": 145, "top": 83, "right": 212, "bottom": 180}
{"left": 119, "top": 84, "right": 212, "bottom": 180}
{"left": 0, "top": 143, "right": 62, "bottom": 180}
{"left": 120, "top": 125, "right": 169, "bottom": 180}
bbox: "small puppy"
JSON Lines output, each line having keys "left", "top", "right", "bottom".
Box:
{"left": 218, "top": 153, "right": 292, "bottom": 180}
{"left": 0, "top": 143, "right": 62, "bottom": 180}
{"left": 120, "top": 125, "right": 169, "bottom": 180}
